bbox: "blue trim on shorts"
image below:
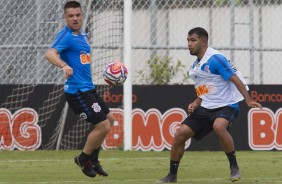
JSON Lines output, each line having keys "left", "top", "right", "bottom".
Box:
{"left": 228, "top": 102, "right": 239, "bottom": 112}
{"left": 76, "top": 93, "right": 93, "bottom": 119}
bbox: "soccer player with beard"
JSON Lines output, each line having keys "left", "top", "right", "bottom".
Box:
{"left": 159, "top": 27, "right": 262, "bottom": 183}
{"left": 45, "top": 1, "right": 113, "bottom": 178}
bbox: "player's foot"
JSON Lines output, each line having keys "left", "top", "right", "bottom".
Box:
{"left": 93, "top": 161, "right": 108, "bottom": 176}
{"left": 230, "top": 165, "right": 241, "bottom": 182}
{"left": 74, "top": 156, "right": 96, "bottom": 177}
{"left": 158, "top": 173, "right": 177, "bottom": 183}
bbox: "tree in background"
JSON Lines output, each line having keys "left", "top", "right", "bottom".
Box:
{"left": 136, "top": 56, "right": 189, "bottom": 85}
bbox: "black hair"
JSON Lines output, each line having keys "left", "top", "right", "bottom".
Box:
{"left": 188, "top": 27, "right": 208, "bottom": 40}
{"left": 64, "top": 1, "right": 81, "bottom": 12}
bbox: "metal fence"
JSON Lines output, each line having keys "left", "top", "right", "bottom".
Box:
{"left": 0, "top": 0, "right": 281, "bottom": 85}
{"left": 0, "top": 0, "right": 281, "bottom": 150}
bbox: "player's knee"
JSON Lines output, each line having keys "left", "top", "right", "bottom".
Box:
{"left": 213, "top": 123, "right": 227, "bottom": 135}
{"left": 107, "top": 113, "right": 115, "bottom": 127}
{"left": 109, "top": 118, "right": 115, "bottom": 127}
{"left": 174, "top": 129, "right": 189, "bottom": 144}
{"left": 104, "top": 120, "right": 111, "bottom": 133}
{"left": 96, "top": 119, "right": 111, "bottom": 134}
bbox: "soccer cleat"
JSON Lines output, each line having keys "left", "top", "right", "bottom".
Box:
{"left": 230, "top": 165, "right": 241, "bottom": 182}
{"left": 93, "top": 161, "right": 108, "bottom": 176}
{"left": 158, "top": 173, "right": 177, "bottom": 183}
{"left": 74, "top": 156, "right": 97, "bottom": 177}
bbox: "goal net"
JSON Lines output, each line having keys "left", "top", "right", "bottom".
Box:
{"left": 0, "top": 0, "right": 124, "bottom": 150}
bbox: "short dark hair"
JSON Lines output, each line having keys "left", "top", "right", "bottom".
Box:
{"left": 188, "top": 27, "right": 208, "bottom": 40}
{"left": 64, "top": 1, "right": 81, "bottom": 12}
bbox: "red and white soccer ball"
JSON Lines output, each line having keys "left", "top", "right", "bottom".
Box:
{"left": 103, "top": 61, "right": 128, "bottom": 86}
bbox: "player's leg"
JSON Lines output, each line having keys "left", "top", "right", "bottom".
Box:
{"left": 90, "top": 112, "right": 115, "bottom": 161}
{"left": 159, "top": 124, "right": 194, "bottom": 183}
{"left": 75, "top": 119, "right": 111, "bottom": 177}
{"left": 90, "top": 112, "right": 115, "bottom": 176}
{"left": 83, "top": 120, "right": 111, "bottom": 154}
{"left": 89, "top": 92, "right": 115, "bottom": 176}
{"left": 159, "top": 110, "right": 205, "bottom": 183}
{"left": 170, "top": 124, "right": 194, "bottom": 171}
{"left": 66, "top": 90, "right": 111, "bottom": 178}
{"left": 159, "top": 106, "right": 212, "bottom": 183}
{"left": 213, "top": 118, "right": 234, "bottom": 152}
{"left": 213, "top": 106, "right": 240, "bottom": 182}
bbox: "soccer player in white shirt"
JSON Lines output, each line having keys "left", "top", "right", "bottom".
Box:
{"left": 160, "top": 27, "right": 262, "bottom": 183}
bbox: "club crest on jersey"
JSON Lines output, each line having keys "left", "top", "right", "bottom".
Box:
{"left": 204, "top": 65, "right": 210, "bottom": 73}
{"left": 92, "top": 103, "right": 101, "bottom": 113}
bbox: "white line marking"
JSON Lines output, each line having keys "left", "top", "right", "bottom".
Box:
{"left": 1, "top": 154, "right": 282, "bottom": 163}
{"left": 1, "top": 178, "right": 282, "bottom": 184}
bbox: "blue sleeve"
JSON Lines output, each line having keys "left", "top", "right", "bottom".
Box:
{"left": 207, "top": 54, "right": 235, "bottom": 80}
{"left": 50, "top": 30, "right": 71, "bottom": 53}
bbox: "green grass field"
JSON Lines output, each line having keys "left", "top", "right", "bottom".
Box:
{"left": 0, "top": 150, "right": 281, "bottom": 184}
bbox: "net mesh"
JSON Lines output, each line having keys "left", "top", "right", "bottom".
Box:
{"left": 0, "top": 0, "right": 123, "bottom": 150}
{"left": 52, "top": 0, "right": 124, "bottom": 150}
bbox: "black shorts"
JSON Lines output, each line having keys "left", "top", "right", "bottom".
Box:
{"left": 182, "top": 106, "right": 239, "bottom": 140}
{"left": 65, "top": 89, "right": 110, "bottom": 125}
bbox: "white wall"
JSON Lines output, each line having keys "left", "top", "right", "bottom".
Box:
{"left": 130, "top": 5, "right": 282, "bottom": 84}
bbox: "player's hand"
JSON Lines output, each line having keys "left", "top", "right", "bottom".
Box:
{"left": 246, "top": 100, "right": 262, "bottom": 109}
{"left": 188, "top": 102, "right": 199, "bottom": 114}
{"left": 62, "top": 65, "right": 73, "bottom": 78}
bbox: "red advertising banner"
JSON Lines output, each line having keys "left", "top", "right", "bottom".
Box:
{"left": 0, "top": 85, "right": 281, "bottom": 151}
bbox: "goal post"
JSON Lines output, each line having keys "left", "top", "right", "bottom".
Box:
{"left": 123, "top": 0, "right": 133, "bottom": 151}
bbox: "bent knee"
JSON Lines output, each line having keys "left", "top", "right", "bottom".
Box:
{"left": 107, "top": 113, "right": 116, "bottom": 126}
{"left": 213, "top": 123, "right": 228, "bottom": 135}
{"left": 104, "top": 120, "right": 111, "bottom": 132}
{"left": 96, "top": 119, "right": 111, "bottom": 133}
{"left": 174, "top": 125, "right": 193, "bottom": 143}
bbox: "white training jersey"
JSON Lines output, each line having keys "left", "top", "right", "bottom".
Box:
{"left": 189, "top": 47, "right": 248, "bottom": 109}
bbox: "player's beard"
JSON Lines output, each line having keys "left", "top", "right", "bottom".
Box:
{"left": 189, "top": 50, "right": 196, "bottom": 56}
{"left": 71, "top": 22, "right": 81, "bottom": 31}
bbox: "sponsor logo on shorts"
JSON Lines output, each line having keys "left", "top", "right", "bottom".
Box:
{"left": 92, "top": 103, "right": 101, "bottom": 113}
{"left": 79, "top": 112, "right": 87, "bottom": 120}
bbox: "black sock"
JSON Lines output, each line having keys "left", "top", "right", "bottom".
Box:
{"left": 79, "top": 151, "right": 91, "bottom": 163}
{"left": 169, "top": 160, "right": 180, "bottom": 175}
{"left": 225, "top": 151, "right": 238, "bottom": 168}
{"left": 90, "top": 147, "right": 100, "bottom": 162}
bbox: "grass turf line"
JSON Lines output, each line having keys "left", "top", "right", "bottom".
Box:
{"left": 0, "top": 150, "right": 281, "bottom": 184}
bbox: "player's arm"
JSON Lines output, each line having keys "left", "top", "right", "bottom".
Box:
{"left": 229, "top": 75, "right": 262, "bottom": 109}
{"left": 210, "top": 55, "right": 262, "bottom": 109}
{"left": 188, "top": 97, "right": 202, "bottom": 114}
{"left": 45, "top": 48, "right": 67, "bottom": 68}
{"left": 45, "top": 48, "right": 73, "bottom": 78}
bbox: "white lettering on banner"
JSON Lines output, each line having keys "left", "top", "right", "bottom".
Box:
{"left": 248, "top": 107, "right": 282, "bottom": 150}
{"left": 0, "top": 108, "right": 41, "bottom": 150}
{"left": 102, "top": 108, "right": 191, "bottom": 151}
